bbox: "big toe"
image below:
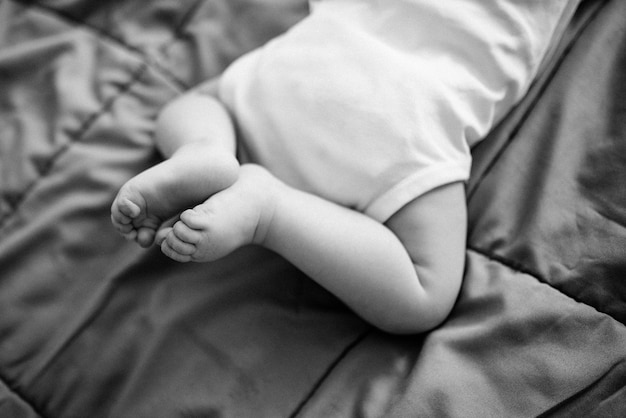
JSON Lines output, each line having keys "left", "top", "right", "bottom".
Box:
{"left": 180, "top": 208, "right": 210, "bottom": 229}
{"left": 155, "top": 226, "right": 173, "bottom": 246}
{"left": 137, "top": 227, "right": 157, "bottom": 248}
{"left": 117, "top": 196, "right": 142, "bottom": 219}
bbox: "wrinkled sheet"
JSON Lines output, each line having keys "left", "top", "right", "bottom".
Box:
{"left": 0, "top": 0, "right": 624, "bottom": 417}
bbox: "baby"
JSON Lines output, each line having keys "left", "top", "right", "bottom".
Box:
{"left": 111, "top": 0, "right": 577, "bottom": 334}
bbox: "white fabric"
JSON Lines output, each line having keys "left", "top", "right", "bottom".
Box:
{"left": 219, "top": 0, "right": 580, "bottom": 222}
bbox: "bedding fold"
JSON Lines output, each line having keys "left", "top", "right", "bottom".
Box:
{"left": 1, "top": 0, "right": 624, "bottom": 417}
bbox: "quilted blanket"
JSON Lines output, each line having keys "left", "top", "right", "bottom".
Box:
{"left": 0, "top": 0, "right": 624, "bottom": 417}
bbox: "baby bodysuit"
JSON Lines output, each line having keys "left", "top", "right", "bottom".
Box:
{"left": 218, "top": 0, "right": 580, "bottom": 222}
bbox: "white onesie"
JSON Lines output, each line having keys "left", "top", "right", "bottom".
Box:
{"left": 218, "top": 0, "right": 580, "bottom": 222}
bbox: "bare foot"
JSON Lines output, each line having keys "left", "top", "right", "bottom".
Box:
{"left": 111, "top": 142, "right": 238, "bottom": 247}
{"left": 155, "top": 164, "right": 279, "bottom": 262}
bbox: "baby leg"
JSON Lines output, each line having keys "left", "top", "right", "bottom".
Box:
{"left": 111, "top": 90, "right": 238, "bottom": 247}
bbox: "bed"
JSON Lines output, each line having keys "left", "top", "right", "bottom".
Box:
{"left": 0, "top": 0, "right": 624, "bottom": 416}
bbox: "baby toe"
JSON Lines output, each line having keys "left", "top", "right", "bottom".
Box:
{"left": 122, "top": 230, "right": 138, "bottom": 241}
{"left": 137, "top": 227, "right": 156, "bottom": 248}
{"left": 173, "top": 221, "right": 202, "bottom": 244}
{"left": 161, "top": 240, "right": 192, "bottom": 263}
{"left": 155, "top": 226, "right": 173, "bottom": 246}
{"left": 111, "top": 206, "right": 132, "bottom": 226}
{"left": 180, "top": 208, "right": 210, "bottom": 230}
{"left": 165, "top": 232, "right": 197, "bottom": 255}
{"left": 115, "top": 223, "right": 134, "bottom": 234}
{"left": 118, "top": 197, "right": 141, "bottom": 218}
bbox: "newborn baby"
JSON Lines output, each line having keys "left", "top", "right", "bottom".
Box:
{"left": 111, "top": 0, "right": 579, "bottom": 333}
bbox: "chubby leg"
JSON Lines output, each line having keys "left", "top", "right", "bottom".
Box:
{"left": 159, "top": 162, "right": 466, "bottom": 335}
{"left": 111, "top": 87, "right": 238, "bottom": 247}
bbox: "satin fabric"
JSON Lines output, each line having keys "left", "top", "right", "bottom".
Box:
{"left": 0, "top": 0, "right": 623, "bottom": 417}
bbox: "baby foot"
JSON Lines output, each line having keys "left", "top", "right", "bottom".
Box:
{"left": 111, "top": 142, "right": 238, "bottom": 247}
{"left": 156, "top": 164, "right": 279, "bottom": 262}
